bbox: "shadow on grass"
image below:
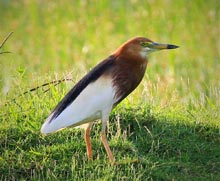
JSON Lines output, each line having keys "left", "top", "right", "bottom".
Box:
{"left": 109, "top": 106, "right": 220, "bottom": 180}
{"left": 0, "top": 105, "right": 220, "bottom": 180}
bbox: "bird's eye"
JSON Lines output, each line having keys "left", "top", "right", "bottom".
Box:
{"left": 140, "top": 42, "right": 152, "bottom": 47}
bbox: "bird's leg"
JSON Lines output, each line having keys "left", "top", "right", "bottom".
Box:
{"left": 84, "top": 123, "right": 93, "bottom": 160}
{"left": 100, "top": 120, "right": 115, "bottom": 163}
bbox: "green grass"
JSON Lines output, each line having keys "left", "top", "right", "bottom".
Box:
{"left": 1, "top": 0, "right": 220, "bottom": 180}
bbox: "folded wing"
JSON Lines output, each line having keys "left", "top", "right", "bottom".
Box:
{"left": 41, "top": 55, "right": 116, "bottom": 134}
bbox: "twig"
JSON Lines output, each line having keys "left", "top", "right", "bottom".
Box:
{"left": 4, "top": 77, "right": 73, "bottom": 106}
{"left": 0, "top": 31, "right": 13, "bottom": 54}
{"left": 0, "top": 31, "right": 13, "bottom": 48}
{"left": 23, "top": 78, "right": 73, "bottom": 94}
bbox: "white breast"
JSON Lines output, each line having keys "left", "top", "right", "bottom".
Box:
{"left": 41, "top": 76, "right": 116, "bottom": 134}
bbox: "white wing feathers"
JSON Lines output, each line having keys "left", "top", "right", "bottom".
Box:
{"left": 41, "top": 77, "right": 116, "bottom": 134}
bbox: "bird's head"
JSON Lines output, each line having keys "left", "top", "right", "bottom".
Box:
{"left": 115, "top": 37, "right": 179, "bottom": 60}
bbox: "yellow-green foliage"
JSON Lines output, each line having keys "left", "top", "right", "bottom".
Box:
{"left": 1, "top": 0, "right": 219, "bottom": 106}
{"left": 0, "top": 1, "right": 220, "bottom": 180}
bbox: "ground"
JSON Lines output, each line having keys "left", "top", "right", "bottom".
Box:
{"left": 0, "top": 0, "right": 220, "bottom": 180}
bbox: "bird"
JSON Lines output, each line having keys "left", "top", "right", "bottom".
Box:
{"left": 41, "top": 37, "right": 178, "bottom": 163}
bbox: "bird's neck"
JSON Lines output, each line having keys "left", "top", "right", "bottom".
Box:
{"left": 111, "top": 55, "right": 147, "bottom": 104}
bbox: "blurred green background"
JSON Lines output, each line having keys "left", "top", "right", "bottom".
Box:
{"left": 1, "top": 0, "right": 220, "bottom": 108}
{"left": 1, "top": 0, "right": 220, "bottom": 180}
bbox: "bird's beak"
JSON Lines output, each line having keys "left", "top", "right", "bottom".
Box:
{"left": 151, "top": 42, "right": 179, "bottom": 50}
